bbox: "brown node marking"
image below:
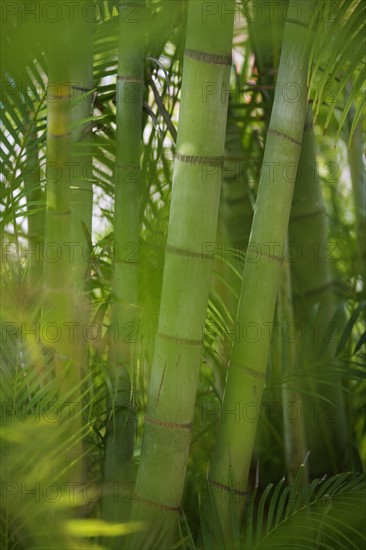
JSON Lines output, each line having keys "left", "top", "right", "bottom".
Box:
{"left": 70, "top": 186, "right": 93, "bottom": 193}
{"left": 157, "top": 331, "right": 202, "bottom": 346}
{"left": 247, "top": 249, "right": 284, "bottom": 265}
{"left": 72, "top": 85, "right": 94, "bottom": 92}
{"left": 268, "top": 128, "right": 302, "bottom": 147}
{"left": 208, "top": 479, "right": 247, "bottom": 497}
{"left": 135, "top": 493, "right": 181, "bottom": 513}
{"left": 49, "top": 210, "right": 71, "bottom": 216}
{"left": 165, "top": 243, "right": 213, "bottom": 260}
{"left": 230, "top": 362, "right": 266, "bottom": 381}
{"left": 290, "top": 206, "right": 325, "bottom": 222}
{"left": 293, "top": 280, "right": 333, "bottom": 298}
{"left": 145, "top": 414, "right": 193, "bottom": 431}
{"left": 48, "top": 132, "right": 71, "bottom": 139}
{"left": 48, "top": 96, "right": 71, "bottom": 101}
{"left": 175, "top": 153, "right": 224, "bottom": 167}
{"left": 223, "top": 194, "right": 248, "bottom": 205}
{"left": 117, "top": 75, "right": 144, "bottom": 83}
{"left": 184, "top": 48, "right": 232, "bottom": 66}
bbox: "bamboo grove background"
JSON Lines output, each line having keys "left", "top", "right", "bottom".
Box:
{"left": 0, "top": 0, "right": 365, "bottom": 549}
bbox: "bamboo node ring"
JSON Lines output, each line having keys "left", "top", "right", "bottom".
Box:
{"left": 184, "top": 48, "right": 232, "bottom": 66}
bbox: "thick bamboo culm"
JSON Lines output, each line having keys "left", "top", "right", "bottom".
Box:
{"left": 42, "top": 27, "right": 83, "bottom": 483}
{"left": 204, "top": 3, "right": 312, "bottom": 546}
{"left": 289, "top": 110, "right": 349, "bottom": 476}
{"left": 128, "top": 2, "right": 236, "bottom": 548}
{"left": 102, "top": 1, "right": 145, "bottom": 543}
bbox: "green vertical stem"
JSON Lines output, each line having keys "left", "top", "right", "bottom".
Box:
{"left": 246, "top": 0, "right": 288, "bottom": 119}
{"left": 101, "top": 0, "right": 145, "bottom": 538}
{"left": 24, "top": 121, "right": 44, "bottom": 295}
{"left": 204, "top": 4, "right": 311, "bottom": 546}
{"left": 348, "top": 117, "right": 366, "bottom": 285}
{"left": 288, "top": 110, "right": 349, "bottom": 476}
{"left": 212, "top": 106, "right": 254, "bottom": 392}
{"left": 68, "top": 6, "right": 95, "bottom": 497}
{"left": 246, "top": 0, "right": 287, "bottom": 486}
{"left": 42, "top": 28, "right": 83, "bottom": 483}
{"left": 218, "top": 106, "right": 254, "bottom": 319}
{"left": 279, "top": 246, "right": 308, "bottom": 485}
{"left": 128, "top": 2, "right": 236, "bottom": 548}
{"left": 70, "top": 8, "right": 94, "bottom": 330}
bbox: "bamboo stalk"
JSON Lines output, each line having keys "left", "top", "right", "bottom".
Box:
{"left": 70, "top": 9, "right": 94, "bottom": 311}
{"left": 42, "top": 26, "right": 83, "bottom": 483}
{"left": 204, "top": 3, "right": 311, "bottom": 545}
{"left": 128, "top": 2, "right": 236, "bottom": 547}
{"left": 212, "top": 106, "right": 254, "bottom": 393}
{"left": 68, "top": 7, "right": 95, "bottom": 501}
{"left": 348, "top": 117, "right": 366, "bottom": 284}
{"left": 218, "top": 106, "right": 254, "bottom": 319}
{"left": 246, "top": 0, "right": 288, "bottom": 119}
{"left": 101, "top": 1, "right": 145, "bottom": 540}
{"left": 24, "top": 121, "right": 44, "bottom": 295}
{"left": 279, "top": 244, "right": 309, "bottom": 485}
{"left": 288, "top": 110, "right": 350, "bottom": 476}
{"left": 68, "top": 16, "right": 94, "bottom": 491}
{"left": 246, "top": 1, "right": 287, "bottom": 486}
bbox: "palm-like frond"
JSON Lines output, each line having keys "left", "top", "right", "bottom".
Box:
{"left": 306, "top": 0, "right": 366, "bottom": 146}
{"left": 199, "top": 468, "right": 366, "bottom": 549}
{"left": 250, "top": 470, "right": 366, "bottom": 549}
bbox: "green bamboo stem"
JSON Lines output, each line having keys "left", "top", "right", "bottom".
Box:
{"left": 218, "top": 107, "right": 254, "bottom": 319}
{"left": 348, "top": 117, "right": 366, "bottom": 285}
{"left": 24, "top": 122, "right": 44, "bottom": 294}
{"left": 68, "top": 8, "right": 95, "bottom": 499}
{"left": 288, "top": 110, "right": 349, "bottom": 476}
{"left": 42, "top": 29, "right": 83, "bottom": 483}
{"left": 44, "top": 40, "right": 74, "bottom": 381}
{"left": 246, "top": 0, "right": 287, "bottom": 485}
{"left": 101, "top": 0, "right": 145, "bottom": 537}
{"left": 70, "top": 10, "right": 94, "bottom": 306}
{"left": 128, "top": 2, "right": 236, "bottom": 548}
{"left": 279, "top": 246, "right": 308, "bottom": 485}
{"left": 204, "top": 4, "right": 311, "bottom": 545}
{"left": 212, "top": 107, "right": 254, "bottom": 393}
{"left": 246, "top": 0, "right": 288, "bottom": 118}
{"left": 67, "top": 18, "right": 95, "bottom": 486}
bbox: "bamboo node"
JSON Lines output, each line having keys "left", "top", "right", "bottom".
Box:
{"left": 165, "top": 244, "right": 213, "bottom": 261}
{"left": 230, "top": 362, "right": 266, "bottom": 381}
{"left": 268, "top": 128, "right": 302, "bottom": 147}
{"left": 72, "top": 85, "right": 94, "bottom": 92}
{"left": 48, "top": 210, "right": 71, "bottom": 216}
{"left": 175, "top": 153, "right": 224, "bottom": 166}
{"left": 207, "top": 479, "right": 247, "bottom": 497}
{"left": 157, "top": 331, "right": 203, "bottom": 346}
{"left": 290, "top": 206, "right": 325, "bottom": 222}
{"left": 117, "top": 75, "right": 144, "bottom": 83}
{"left": 246, "top": 248, "right": 285, "bottom": 265}
{"left": 47, "top": 94, "right": 71, "bottom": 101}
{"left": 48, "top": 132, "right": 72, "bottom": 139}
{"left": 145, "top": 414, "right": 193, "bottom": 431}
{"left": 184, "top": 49, "right": 232, "bottom": 66}
{"left": 134, "top": 493, "right": 181, "bottom": 513}
{"left": 293, "top": 280, "right": 334, "bottom": 299}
